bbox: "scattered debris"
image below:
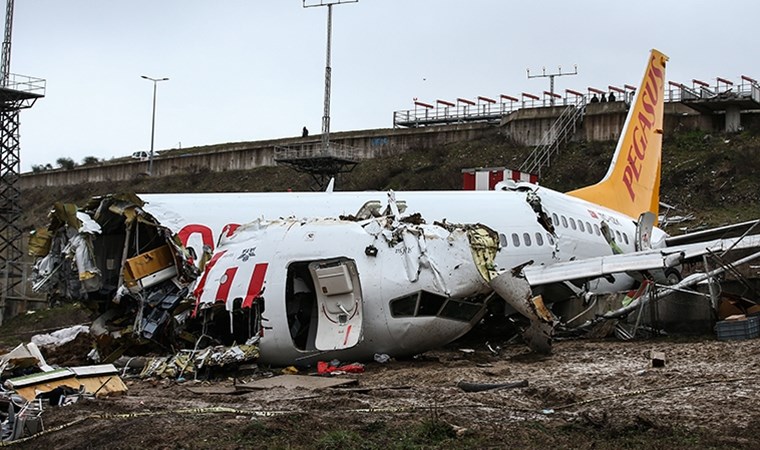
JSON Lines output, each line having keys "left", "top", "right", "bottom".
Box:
{"left": 133, "top": 341, "right": 261, "bottom": 380}
{"left": 30, "top": 325, "right": 90, "bottom": 349}
{"left": 715, "top": 315, "right": 760, "bottom": 340}
{"left": 650, "top": 351, "right": 666, "bottom": 368}
{"left": 317, "top": 361, "right": 365, "bottom": 375}
{"left": 0, "top": 343, "right": 52, "bottom": 376}
{"left": 5, "top": 364, "right": 127, "bottom": 401}
{"left": 0, "top": 394, "right": 44, "bottom": 441}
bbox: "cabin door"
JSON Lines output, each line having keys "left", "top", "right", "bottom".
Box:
{"left": 308, "top": 258, "right": 363, "bottom": 351}
{"left": 636, "top": 212, "right": 656, "bottom": 251}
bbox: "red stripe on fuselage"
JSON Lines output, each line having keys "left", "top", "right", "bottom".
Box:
{"left": 243, "top": 263, "right": 268, "bottom": 308}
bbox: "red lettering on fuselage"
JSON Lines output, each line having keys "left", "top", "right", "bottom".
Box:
{"left": 222, "top": 223, "right": 241, "bottom": 238}
{"left": 179, "top": 224, "right": 214, "bottom": 252}
{"left": 620, "top": 56, "right": 664, "bottom": 202}
{"left": 178, "top": 223, "right": 243, "bottom": 252}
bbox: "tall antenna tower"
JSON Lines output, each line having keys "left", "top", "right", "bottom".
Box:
{"left": 0, "top": 0, "right": 45, "bottom": 323}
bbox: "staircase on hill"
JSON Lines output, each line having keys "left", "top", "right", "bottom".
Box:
{"left": 520, "top": 98, "right": 587, "bottom": 177}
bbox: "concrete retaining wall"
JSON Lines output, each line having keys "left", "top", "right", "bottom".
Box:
{"left": 22, "top": 104, "right": 754, "bottom": 188}
{"left": 22, "top": 124, "right": 493, "bottom": 188}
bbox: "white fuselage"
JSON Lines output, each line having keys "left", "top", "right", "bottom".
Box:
{"left": 141, "top": 185, "right": 667, "bottom": 364}
{"left": 143, "top": 185, "right": 664, "bottom": 274}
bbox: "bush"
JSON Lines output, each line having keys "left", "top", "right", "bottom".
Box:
{"left": 56, "top": 157, "right": 76, "bottom": 170}
{"left": 31, "top": 163, "right": 53, "bottom": 173}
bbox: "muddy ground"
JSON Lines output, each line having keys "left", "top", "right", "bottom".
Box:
{"left": 13, "top": 336, "right": 760, "bottom": 449}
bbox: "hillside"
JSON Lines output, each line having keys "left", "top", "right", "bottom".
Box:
{"left": 21, "top": 127, "right": 760, "bottom": 232}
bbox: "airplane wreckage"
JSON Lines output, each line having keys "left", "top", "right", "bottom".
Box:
{"left": 27, "top": 190, "right": 760, "bottom": 369}
{"left": 24, "top": 49, "right": 760, "bottom": 368}
{"left": 28, "top": 193, "right": 513, "bottom": 366}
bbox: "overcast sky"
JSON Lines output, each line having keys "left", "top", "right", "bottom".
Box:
{"left": 11, "top": 0, "right": 760, "bottom": 172}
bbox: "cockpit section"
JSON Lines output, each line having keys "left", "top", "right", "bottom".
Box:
{"left": 389, "top": 290, "right": 490, "bottom": 323}
{"left": 349, "top": 200, "right": 408, "bottom": 220}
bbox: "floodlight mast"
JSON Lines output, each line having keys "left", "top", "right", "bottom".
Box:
{"left": 0, "top": 0, "right": 13, "bottom": 86}
{"left": 303, "top": 0, "right": 358, "bottom": 153}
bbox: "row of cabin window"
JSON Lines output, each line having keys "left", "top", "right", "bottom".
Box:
{"left": 502, "top": 219, "right": 631, "bottom": 249}
{"left": 551, "top": 213, "right": 630, "bottom": 246}
{"left": 505, "top": 231, "right": 555, "bottom": 248}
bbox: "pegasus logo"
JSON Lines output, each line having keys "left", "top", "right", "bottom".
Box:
{"left": 621, "top": 55, "right": 665, "bottom": 202}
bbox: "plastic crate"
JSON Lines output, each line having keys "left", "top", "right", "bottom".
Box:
{"left": 715, "top": 316, "right": 760, "bottom": 341}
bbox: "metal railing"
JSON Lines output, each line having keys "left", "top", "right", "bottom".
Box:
{"left": 393, "top": 101, "right": 521, "bottom": 128}
{"left": 666, "top": 79, "right": 760, "bottom": 103}
{"left": 1, "top": 73, "right": 46, "bottom": 96}
{"left": 393, "top": 76, "right": 760, "bottom": 128}
{"left": 393, "top": 93, "right": 593, "bottom": 128}
{"left": 274, "top": 141, "right": 363, "bottom": 162}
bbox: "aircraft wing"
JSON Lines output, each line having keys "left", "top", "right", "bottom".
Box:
{"left": 664, "top": 219, "right": 760, "bottom": 247}
{"left": 522, "top": 233, "right": 760, "bottom": 286}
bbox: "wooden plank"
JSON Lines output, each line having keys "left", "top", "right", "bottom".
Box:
{"left": 235, "top": 375, "right": 357, "bottom": 391}
{"left": 13, "top": 374, "right": 128, "bottom": 401}
{"left": 185, "top": 386, "right": 243, "bottom": 395}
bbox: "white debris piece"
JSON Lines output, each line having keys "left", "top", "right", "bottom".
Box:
{"left": 76, "top": 211, "right": 102, "bottom": 234}
{"left": 31, "top": 325, "right": 90, "bottom": 348}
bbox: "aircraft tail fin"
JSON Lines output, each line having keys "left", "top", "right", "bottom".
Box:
{"left": 567, "top": 49, "right": 668, "bottom": 220}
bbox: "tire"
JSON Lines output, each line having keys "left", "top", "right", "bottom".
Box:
{"left": 664, "top": 268, "right": 682, "bottom": 285}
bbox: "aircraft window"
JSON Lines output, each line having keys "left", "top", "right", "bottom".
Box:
{"left": 439, "top": 299, "right": 482, "bottom": 322}
{"left": 354, "top": 201, "right": 382, "bottom": 220}
{"left": 418, "top": 291, "right": 447, "bottom": 316}
{"left": 561, "top": 216, "right": 568, "bottom": 228}
{"left": 552, "top": 213, "right": 559, "bottom": 227}
{"left": 615, "top": 230, "right": 622, "bottom": 242}
{"left": 523, "top": 233, "right": 532, "bottom": 246}
{"left": 354, "top": 200, "right": 408, "bottom": 220}
{"left": 586, "top": 222, "right": 593, "bottom": 234}
{"left": 623, "top": 233, "right": 630, "bottom": 245}
{"left": 578, "top": 221, "right": 585, "bottom": 232}
{"left": 547, "top": 233, "right": 554, "bottom": 245}
{"left": 535, "top": 232, "right": 544, "bottom": 246}
{"left": 389, "top": 294, "right": 417, "bottom": 317}
{"left": 511, "top": 233, "right": 520, "bottom": 247}
{"left": 382, "top": 201, "right": 408, "bottom": 216}
{"left": 569, "top": 218, "right": 577, "bottom": 230}
{"left": 594, "top": 224, "right": 601, "bottom": 236}
{"left": 499, "top": 233, "right": 508, "bottom": 247}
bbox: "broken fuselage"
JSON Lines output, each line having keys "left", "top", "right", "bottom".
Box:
{"left": 191, "top": 215, "right": 500, "bottom": 365}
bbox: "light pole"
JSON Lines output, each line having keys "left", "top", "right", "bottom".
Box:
{"left": 303, "top": 0, "right": 358, "bottom": 154}
{"left": 140, "top": 75, "right": 169, "bottom": 176}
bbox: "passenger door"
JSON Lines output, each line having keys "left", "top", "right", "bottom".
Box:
{"left": 308, "top": 258, "right": 363, "bottom": 351}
